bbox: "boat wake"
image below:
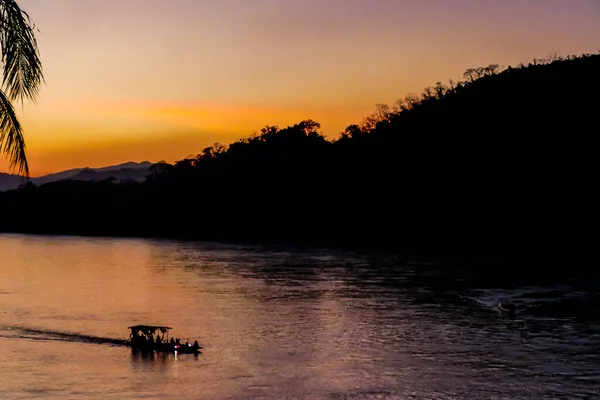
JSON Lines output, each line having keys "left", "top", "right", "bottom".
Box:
{"left": 0, "top": 325, "right": 126, "bottom": 347}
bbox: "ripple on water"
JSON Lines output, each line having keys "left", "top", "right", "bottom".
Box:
{"left": 0, "top": 234, "right": 599, "bottom": 399}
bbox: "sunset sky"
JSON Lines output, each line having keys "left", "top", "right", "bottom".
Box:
{"left": 3, "top": 0, "right": 600, "bottom": 176}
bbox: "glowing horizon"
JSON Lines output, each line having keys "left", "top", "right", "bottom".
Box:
{"left": 2, "top": 0, "right": 599, "bottom": 176}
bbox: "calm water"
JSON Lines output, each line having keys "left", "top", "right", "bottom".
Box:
{"left": 0, "top": 234, "right": 598, "bottom": 399}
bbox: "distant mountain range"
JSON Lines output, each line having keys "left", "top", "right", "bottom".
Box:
{"left": 0, "top": 161, "right": 154, "bottom": 191}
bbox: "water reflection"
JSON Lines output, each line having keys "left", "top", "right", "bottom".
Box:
{"left": 129, "top": 348, "right": 195, "bottom": 370}
{"left": 1, "top": 234, "right": 599, "bottom": 399}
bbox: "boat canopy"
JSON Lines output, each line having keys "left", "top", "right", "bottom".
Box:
{"left": 128, "top": 325, "right": 172, "bottom": 335}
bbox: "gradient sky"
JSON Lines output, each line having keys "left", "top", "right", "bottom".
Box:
{"left": 2, "top": 0, "right": 599, "bottom": 176}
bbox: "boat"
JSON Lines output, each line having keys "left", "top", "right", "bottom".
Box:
{"left": 124, "top": 325, "right": 202, "bottom": 354}
{"left": 497, "top": 298, "right": 516, "bottom": 315}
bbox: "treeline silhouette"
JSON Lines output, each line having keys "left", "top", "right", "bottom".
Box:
{"left": 1, "top": 52, "right": 597, "bottom": 260}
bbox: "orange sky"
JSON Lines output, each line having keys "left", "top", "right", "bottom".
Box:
{"left": 2, "top": 0, "right": 600, "bottom": 176}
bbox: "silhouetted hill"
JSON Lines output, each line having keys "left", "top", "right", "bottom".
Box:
{"left": 94, "top": 161, "right": 153, "bottom": 173}
{"left": 1, "top": 52, "right": 597, "bottom": 264}
{"left": 0, "top": 161, "right": 154, "bottom": 190}
{"left": 67, "top": 166, "right": 151, "bottom": 183}
{"left": 0, "top": 172, "right": 26, "bottom": 191}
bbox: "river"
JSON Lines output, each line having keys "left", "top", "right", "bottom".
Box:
{"left": 0, "top": 234, "right": 598, "bottom": 399}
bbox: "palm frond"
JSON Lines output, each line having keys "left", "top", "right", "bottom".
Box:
{"left": 0, "top": 0, "right": 44, "bottom": 104}
{"left": 0, "top": 87, "right": 27, "bottom": 174}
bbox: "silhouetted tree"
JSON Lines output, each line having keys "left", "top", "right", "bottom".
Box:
{"left": 1, "top": 52, "right": 598, "bottom": 261}
{"left": 0, "top": 0, "right": 44, "bottom": 175}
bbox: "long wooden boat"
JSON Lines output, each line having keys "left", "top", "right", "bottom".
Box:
{"left": 124, "top": 325, "right": 201, "bottom": 354}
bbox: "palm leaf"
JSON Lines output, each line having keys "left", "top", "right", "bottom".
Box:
{"left": 0, "top": 0, "right": 44, "bottom": 104}
{"left": 0, "top": 86, "right": 27, "bottom": 174}
{"left": 0, "top": 0, "right": 44, "bottom": 176}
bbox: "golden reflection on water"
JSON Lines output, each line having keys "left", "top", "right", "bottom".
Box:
{"left": 1, "top": 234, "right": 598, "bottom": 399}
{"left": 2, "top": 234, "right": 404, "bottom": 399}
{"left": 1, "top": 235, "right": 158, "bottom": 335}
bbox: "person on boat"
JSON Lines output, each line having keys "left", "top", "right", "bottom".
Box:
{"left": 175, "top": 338, "right": 181, "bottom": 346}
{"left": 132, "top": 331, "right": 143, "bottom": 344}
{"left": 170, "top": 337, "right": 175, "bottom": 345}
{"left": 185, "top": 339, "right": 190, "bottom": 347}
{"left": 155, "top": 335, "right": 161, "bottom": 345}
{"left": 193, "top": 340, "right": 199, "bottom": 349}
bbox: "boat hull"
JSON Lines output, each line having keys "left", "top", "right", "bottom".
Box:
{"left": 124, "top": 340, "right": 201, "bottom": 354}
